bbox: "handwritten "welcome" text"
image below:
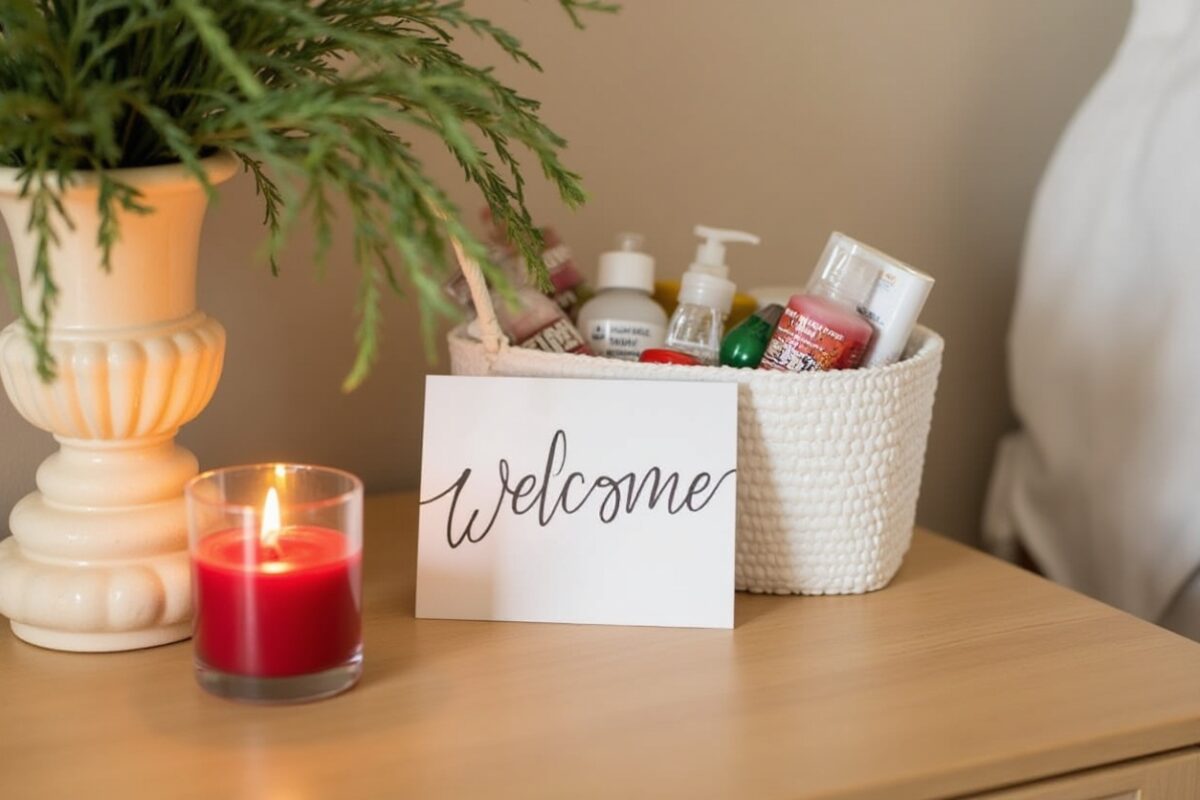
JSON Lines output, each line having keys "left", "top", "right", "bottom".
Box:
{"left": 420, "top": 429, "right": 736, "bottom": 548}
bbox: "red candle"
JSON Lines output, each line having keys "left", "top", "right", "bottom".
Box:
{"left": 193, "top": 526, "right": 362, "bottom": 678}
{"left": 187, "top": 466, "right": 364, "bottom": 702}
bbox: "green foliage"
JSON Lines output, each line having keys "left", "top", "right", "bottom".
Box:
{"left": 0, "top": 0, "right": 613, "bottom": 390}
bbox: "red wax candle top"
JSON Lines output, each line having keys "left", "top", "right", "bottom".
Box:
{"left": 193, "top": 527, "right": 362, "bottom": 678}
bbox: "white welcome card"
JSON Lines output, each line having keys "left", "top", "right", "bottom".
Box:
{"left": 416, "top": 375, "right": 738, "bottom": 629}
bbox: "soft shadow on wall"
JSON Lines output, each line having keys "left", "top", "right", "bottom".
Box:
{"left": 0, "top": 0, "right": 1130, "bottom": 544}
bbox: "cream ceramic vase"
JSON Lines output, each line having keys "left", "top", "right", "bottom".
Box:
{"left": 0, "top": 154, "right": 236, "bottom": 651}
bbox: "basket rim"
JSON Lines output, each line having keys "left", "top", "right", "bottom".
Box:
{"left": 448, "top": 324, "right": 944, "bottom": 385}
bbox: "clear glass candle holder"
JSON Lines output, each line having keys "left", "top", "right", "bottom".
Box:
{"left": 185, "top": 464, "right": 363, "bottom": 703}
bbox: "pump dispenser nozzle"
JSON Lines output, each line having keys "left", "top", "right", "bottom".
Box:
{"left": 674, "top": 224, "right": 760, "bottom": 316}
{"left": 691, "top": 225, "right": 761, "bottom": 278}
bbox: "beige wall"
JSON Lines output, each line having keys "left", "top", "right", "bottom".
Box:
{"left": 0, "top": 0, "right": 1129, "bottom": 543}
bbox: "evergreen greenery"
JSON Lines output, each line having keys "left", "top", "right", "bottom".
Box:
{"left": 0, "top": 0, "right": 611, "bottom": 389}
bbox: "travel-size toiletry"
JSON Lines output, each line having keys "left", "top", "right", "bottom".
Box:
{"left": 493, "top": 285, "right": 590, "bottom": 354}
{"left": 483, "top": 211, "right": 591, "bottom": 320}
{"left": 577, "top": 233, "right": 667, "bottom": 360}
{"left": 759, "top": 236, "right": 877, "bottom": 373}
{"left": 720, "top": 304, "right": 784, "bottom": 368}
{"left": 847, "top": 235, "right": 935, "bottom": 367}
{"left": 639, "top": 348, "right": 701, "bottom": 366}
{"left": 443, "top": 243, "right": 590, "bottom": 355}
{"left": 653, "top": 281, "right": 759, "bottom": 330}
{"left": 663, "top": 225, "right": 760, "bottom": 365}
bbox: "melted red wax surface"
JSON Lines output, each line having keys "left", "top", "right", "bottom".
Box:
{"left": 193, "top": 527, "right": 362, "bottom": 677}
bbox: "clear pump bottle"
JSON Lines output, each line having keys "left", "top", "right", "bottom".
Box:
{"left": 663, "top": 225, "right": 761, "bottom": 365}
{"left": 759, "top": 236, "right": 879, "bottom": 372}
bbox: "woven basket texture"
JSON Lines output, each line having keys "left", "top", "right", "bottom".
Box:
{"left": 447, "top": 321, "right": 942, "bottom": 595}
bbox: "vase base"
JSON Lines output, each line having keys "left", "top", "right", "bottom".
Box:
{"left": 0, "top": 536, "right": 192, "bottom": 650}
{"left": 194, "top": 652, "right": 363, "bottom": 704}
{"left": 10, "top": 620, "right": 191, "bottom": 652}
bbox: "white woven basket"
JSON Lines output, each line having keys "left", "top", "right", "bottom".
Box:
{"left": 445, "top": 240, "right": 943, "bottom": 595}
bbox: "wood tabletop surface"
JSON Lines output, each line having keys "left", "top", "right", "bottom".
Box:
{"left": 4, "top": 491, "right": 1200, "bottom": 799}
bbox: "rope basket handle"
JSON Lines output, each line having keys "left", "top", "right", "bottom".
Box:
{"left": 447, "top": 232, "right": 506, "bottom": 355}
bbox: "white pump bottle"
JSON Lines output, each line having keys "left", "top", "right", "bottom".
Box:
{"left": 663, "top": 225, "right": 761, "bottom": 365}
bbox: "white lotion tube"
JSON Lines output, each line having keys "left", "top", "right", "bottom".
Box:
{"left": 858, "top": 257, "right": 934, "bottom": 367}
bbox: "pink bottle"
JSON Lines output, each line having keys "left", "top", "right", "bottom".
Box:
{"left": 759, "top": 235, "right": 879, "bottom": 372}
{"left": 442, "top": 240, "right": 590, "bottom": 355}
{"left": 493, "top": 285, "right": 590, "bottom": 354}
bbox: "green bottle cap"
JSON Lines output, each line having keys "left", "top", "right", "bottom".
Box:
{"left": 719, "top": 304, "right": 784, "bottom": 368}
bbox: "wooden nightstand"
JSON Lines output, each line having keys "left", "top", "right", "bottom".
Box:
{"left": 3, "top": 491, "right": 1200, "bottom": 799}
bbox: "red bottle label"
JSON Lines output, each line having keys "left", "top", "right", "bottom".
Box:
{"left": 760, "top": 307, "right": 865, "bottom": 372}
{"left": 519, "top": 316, "right": 591, "bottom": 355}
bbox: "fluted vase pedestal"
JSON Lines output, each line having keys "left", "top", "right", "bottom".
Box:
{"left": 0, "top": 155, "right": 236, "bottom": 652}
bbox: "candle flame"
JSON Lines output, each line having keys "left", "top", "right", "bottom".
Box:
{"left": 261, "top": 486, "right": 282, "bottom": 551}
